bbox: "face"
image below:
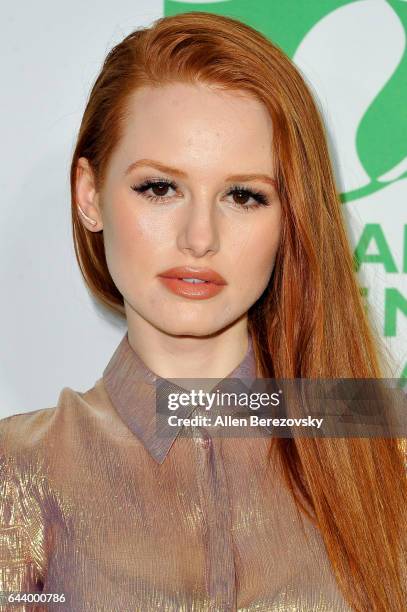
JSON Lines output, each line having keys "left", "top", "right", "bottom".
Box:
{"left": 76, "top": 82, "right": 282, "bottom": 337}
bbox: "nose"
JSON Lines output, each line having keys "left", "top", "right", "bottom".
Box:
{"left": 177, "top": 197, "right": 220, "bottom": 258}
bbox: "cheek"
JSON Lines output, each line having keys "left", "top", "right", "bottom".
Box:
{"left": 104, "top": 205, "right": 163, "bottom": 273}
{"left": 231, "top": 217, "right": 281, "bottom": 287}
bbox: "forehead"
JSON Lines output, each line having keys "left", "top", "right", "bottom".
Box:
{"left": 110, "top": 82, "right": 275, "bottom": 176}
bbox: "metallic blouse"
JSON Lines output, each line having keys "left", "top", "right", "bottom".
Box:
{"left": 1, "top": 331, "right": 397, "bottom": 611}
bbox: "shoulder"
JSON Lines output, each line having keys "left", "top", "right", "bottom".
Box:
{"left": 0, "top": 405, "right": 55, "bottom": 448}
{"left": 0, "top": 378, "right": 109, "bottom": 458}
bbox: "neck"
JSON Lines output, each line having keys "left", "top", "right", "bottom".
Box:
{"left": 126, "top": 314, "right": 250, "bottom": 380}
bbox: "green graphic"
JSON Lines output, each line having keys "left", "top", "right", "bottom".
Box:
{"left": 359, "top": 0, "right": 407, "bottom": 199}
{"left": 165, "top": 0, "right": 407, "bottom": 203}
{"left": 354, "top": 224, "right": 398, "bottom": 273}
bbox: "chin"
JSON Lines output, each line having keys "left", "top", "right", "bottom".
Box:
{"left": 158, "top": 322, "right": 219, "bottom": 337}
{"left": 151, "top": 315, "right": 226, "bottom": 338}
{"left": 158, "top": 303, "right": 242, "bottom": 335}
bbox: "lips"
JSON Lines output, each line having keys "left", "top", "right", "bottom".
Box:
{"left": 158, "top": 266, "right": 227, "bottom": 285}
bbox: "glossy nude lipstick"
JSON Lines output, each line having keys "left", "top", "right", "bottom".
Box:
{"left": 157, "top": 266, "right": 227, "bottom": 300}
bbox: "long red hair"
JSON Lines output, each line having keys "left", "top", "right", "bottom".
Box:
{"left": 70, "top": 12, "right": 407, "bottom": 610}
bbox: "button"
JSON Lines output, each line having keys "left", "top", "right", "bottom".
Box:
{"left": 199, "top": 428, "right": 212, "bottom": 449}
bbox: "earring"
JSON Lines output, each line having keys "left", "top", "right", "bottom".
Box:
{"left": 78, "top": 204, "right": 97, "bottom": 226}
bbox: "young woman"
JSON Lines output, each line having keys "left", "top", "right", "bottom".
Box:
{"left": 0, "top": 11, "right": 405, "bottom": 612}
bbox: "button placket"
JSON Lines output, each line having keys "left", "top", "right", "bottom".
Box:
{"left": 192, "top": 422, "right": 236, "bottom": 611}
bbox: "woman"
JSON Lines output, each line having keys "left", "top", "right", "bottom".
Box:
{"left": 0, "top": 11, "right": 406, "bottom": 612}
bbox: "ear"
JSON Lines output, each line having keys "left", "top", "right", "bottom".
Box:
{"left": 75, "top": 157, "right": 103, "bottom": 231}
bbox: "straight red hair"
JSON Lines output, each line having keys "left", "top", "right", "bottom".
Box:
{"left": 70, "top": 12, "right": 407, "bottom": 610}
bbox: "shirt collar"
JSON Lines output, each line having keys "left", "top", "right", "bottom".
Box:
{"left": 102, "top": 331, "right": 257, "bottom": 464}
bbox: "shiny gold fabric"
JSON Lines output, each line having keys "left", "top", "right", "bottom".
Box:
{"left": 0, "top": 332, "right": 404, "bottom": 611}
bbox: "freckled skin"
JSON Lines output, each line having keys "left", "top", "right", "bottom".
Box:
{"left": 75, "top": 82, "right": 282, "bottom": 378}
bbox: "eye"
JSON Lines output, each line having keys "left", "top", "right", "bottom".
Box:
{"left": 131, "top": 179, "right": 177, "bottom": 201}
{"left": 130, "top": 179, "right": 271, "bottom": 211}
{"left": 226, "top": 184, "right": 270, "bottom": 211}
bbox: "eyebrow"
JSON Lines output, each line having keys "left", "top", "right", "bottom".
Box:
{"left": 124, "top": 158, "right": 277, "bottom": 187}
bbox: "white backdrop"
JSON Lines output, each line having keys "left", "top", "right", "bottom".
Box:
{"left": 1, "top": 1, "right": 406, "bottom": 419}
{"left": 0, "top": 2, "right": 163, "bottom": 418}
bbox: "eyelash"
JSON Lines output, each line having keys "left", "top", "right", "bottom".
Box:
{"left": 130, "top": 178, "right": 270, "bottom": 211}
